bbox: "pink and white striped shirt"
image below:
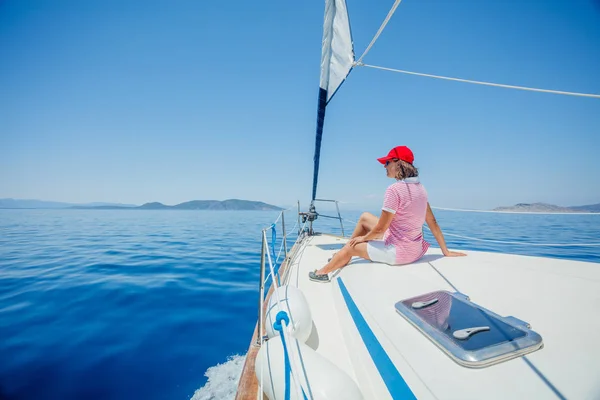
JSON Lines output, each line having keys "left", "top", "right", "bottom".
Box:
{"left": 382, "top": 177, "right": 430, "bottom": 264}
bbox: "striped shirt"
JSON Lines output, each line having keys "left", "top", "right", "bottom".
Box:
{"left": 382, "top": 177, "right": 430, "bottom": 264}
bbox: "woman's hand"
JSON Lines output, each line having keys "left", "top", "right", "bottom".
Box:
{"left": 443, "top": 250, "right": 467, "bottom": 257}
{"left": 348, "top": 236, "right": 367, "bottom": 247}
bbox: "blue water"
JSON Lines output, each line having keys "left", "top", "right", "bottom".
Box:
{"left": 1, "top": 209, "right": 599, "bottom": 400}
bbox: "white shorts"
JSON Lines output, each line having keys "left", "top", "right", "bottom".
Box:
{"left": 366, "top": 240, "right": 397, "bottom": 265}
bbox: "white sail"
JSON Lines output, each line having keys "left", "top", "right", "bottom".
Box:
{"left": 320, "top": 0, "right": 354, "bottom": 102}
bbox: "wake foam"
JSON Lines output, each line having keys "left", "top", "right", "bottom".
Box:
{"left": 191, "top": 354, "right": 246, "bottom": 400}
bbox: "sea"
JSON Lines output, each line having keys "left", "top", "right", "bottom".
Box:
{"left": 1, "top": 208, "right": 599, "bottom": 400}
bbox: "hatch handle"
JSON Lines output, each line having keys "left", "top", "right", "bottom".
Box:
{"left": 453, "top": 326, "right": 490, "bottom": 340}
{"left": 411, "top": 298, "right": 438, "bottom": 309}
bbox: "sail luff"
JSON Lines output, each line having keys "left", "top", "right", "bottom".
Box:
{"left": 311, "top": 0, "right": 354, "bottom": 201}
{"left": 312, "top": 87, "right": 328, "bottom": 201}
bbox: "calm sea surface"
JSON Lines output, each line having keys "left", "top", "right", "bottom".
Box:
{"left": 1, "top": 209, "right": 599, "bottom": 399}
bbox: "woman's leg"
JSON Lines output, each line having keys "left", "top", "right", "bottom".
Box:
{"left": 350, "top": 212, "right": 379, "bottom": 238}
{"left": 317, "top": 242, "right": 370, "bottom": 275}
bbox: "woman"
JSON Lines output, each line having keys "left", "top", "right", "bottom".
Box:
{"left": 309, "top": 145, "right": 466, "bottom": 283}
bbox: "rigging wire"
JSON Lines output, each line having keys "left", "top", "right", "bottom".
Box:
{"left": 431, "top": 206, "right": 600, "bottom": 215}
{"left": 342, "top": 218, "right": 600, "bottom": 247}
{"left": 355, "top": 0, "right": 403, "bottom": 64}
{"left": 422, "top": 225, "right": 600, "bottom": 247}
{"left": 352, "top": 0, "right": 600, "bottom": 99}
{"left": 357, "top": 63, "right": 600, "bottom": 99}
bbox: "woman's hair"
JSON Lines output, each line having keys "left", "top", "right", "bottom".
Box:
{"left": 395, "top": 159, "right": 419, "bottom": 180}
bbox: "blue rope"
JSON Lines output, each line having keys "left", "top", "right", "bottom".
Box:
{"left": 271, "top": 224, "right": 277, "bottom": 260}
{"left": 270, "top": 224, "right": 280, "bottom": 285}
{"left": 273, "top": 311, "right": 291, "bottom": 400}
{"left": 273, "top": 311, "right": 309, "bottom": 400}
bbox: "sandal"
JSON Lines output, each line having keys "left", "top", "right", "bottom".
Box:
{"left": 309, "top": 270, "right": 330, "bottom": 283}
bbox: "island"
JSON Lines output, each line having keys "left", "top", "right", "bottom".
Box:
{"left": 133, "top": 200, "right": 282, "bottom": 211}
{"left": 0, "top": 198, "right": 283, "bottom": 211}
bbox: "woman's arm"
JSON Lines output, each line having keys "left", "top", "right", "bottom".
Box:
{"left": 348, "top": 210, "right": 394, "bottom": 246}
{"left": 425, "top": 203, "right": 466, "bottom": 257}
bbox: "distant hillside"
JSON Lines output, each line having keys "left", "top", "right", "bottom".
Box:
{"left": 493, "top": 202, "right": 600, "bottom": 213}
{"left": 0, "top": 198, "right": 137, "bottom": 209}
{"left": 138, "top": 199, "right": 282, "bottom": 211}
{"left": 1, "top": 198, "right": 282, "bottom": 211}
{"left": 569, "top": 203, "right": 600, "bottom": 213}
{"left": 137, "top": 202, "right": 170, "bottom": 210}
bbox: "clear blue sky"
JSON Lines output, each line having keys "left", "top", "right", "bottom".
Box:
{"left": 1, "top": 0, "right": 599, "bottom": 210}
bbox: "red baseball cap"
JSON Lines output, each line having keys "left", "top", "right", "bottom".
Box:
{"left": 377, "top": 146, "right": 414, "bottom": 165}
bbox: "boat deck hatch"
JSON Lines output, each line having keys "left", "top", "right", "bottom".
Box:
{"left": 314, "top": 243, "right": 345, "bottom": 251}
{"left": 395, "top": 291, "right": 543, "bottom": 368}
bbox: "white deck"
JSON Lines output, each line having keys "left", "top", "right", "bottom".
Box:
{"left": 281, "top": 233, "right": 600, "bottom": 400}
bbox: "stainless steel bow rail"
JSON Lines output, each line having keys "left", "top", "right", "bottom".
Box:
{"left": 298, "top": 199, "right": 345, "bottom": 237}
{"left": 255, "top": 199, "right": 345, "bottom": 345}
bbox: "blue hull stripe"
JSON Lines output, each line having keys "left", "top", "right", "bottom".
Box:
{"left": 337, "top": 278, "right": 417, "bottom": 400}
